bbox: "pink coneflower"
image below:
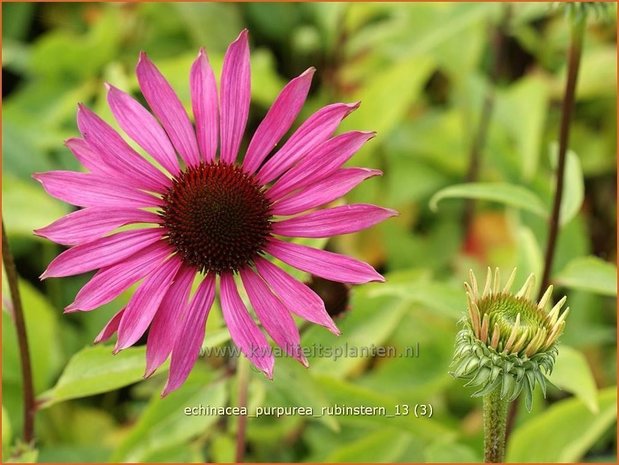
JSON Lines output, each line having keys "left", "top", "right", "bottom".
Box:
{"left": 34, "top": 30, "right": 395, "bottom": 395}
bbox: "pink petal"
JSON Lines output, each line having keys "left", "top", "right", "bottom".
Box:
{"left": 145, "top": 265, "right": 196, "bottom": 377}
{"left": 33, "top": 171, "right": 162, "bottom": 209}
{"left": 267, "top": 131, "right": 375, "bottom": 201}
{"left": 254, "top": 257, "right": 338, "bottom": 334}
{"left": 163, "top": 274, "right": 216, "bottom": 396}
{"left": 94, "top": 308, "right": 125, "bottom": 344}
{"left": 136, "top": 52, "right": 201, "bottom": 167}
{"left": 272, "top": 204, "right": 397, "bottom": 238}
{"left": 219, "top": 273, "right": 274, "bottom": 377}
{"left": 106, "top": 84, "right": 180, "bottom": 176}
{"left": 42, "top": 228, "right": 164, "bottom": 278}
{"left": 242, "top": 68, "right": 315, "bottom": 174}
{"left": 267, "top": 238, "right": 384, "bottom": 284}
{"left": 77, "top": 104, "right": 170, "bottom": 191}
{"left": 190, "top": 49, "right": 219, "bottom": 163}
{"left": 272, "top": 168, "right": 381, "bottom": 216}
{"left": 219, "top": 30, "right": 250, "bottom": 165}
{"left": 34, "top": 208, "right": 161, "bottom": 246}
{"left": 66, "top": 242, "right": 171, "bottom": 312}
{"left": 240, "top": 267, "right": 307, "bottom": 365}
{"left": 257, "top": 102, "right": 359, "bottom": 184}
{"left": 65, "top": 138, "right": 111, "bottom": 174}
{"left": 115, "top": 256, "right": 183, "bottom": 351}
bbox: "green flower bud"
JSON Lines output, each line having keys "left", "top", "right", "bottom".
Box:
{"left": 451, "top": 268, "right": 569, "bottom": 411}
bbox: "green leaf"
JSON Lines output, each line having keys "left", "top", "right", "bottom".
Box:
{"left": 366, "top": 269, "right": 465, "bottom": 319}
{"left": 2, "top": 3, "right": 34, "bottom": 41}
{"left": 506, "top": 387, "right": 617, "bottom": 462}
{"left": 112, "top": 374, "right": 227, "bottom": 462}
{"left": 5, "top": 443, "right": 38, "bottom": 463}
{"left": 173, "top": 3, "right": 242, "bottom": 51}
{"left": 572, "top": 47, "right": 617, "bottom": 99}
{"left": 200, "top": 328, "right": 231, "bottom": 352}
{"left": 29, "top": 9, "right": 120, "bottom": 82}
{"left": 303, "top": 284, "right": 408, "bottom": 377}
{"left": 209, "top": 433, "right": 237, "bottom": 463}
{"left": 2, "top": 275, "right": 62, "bottom": 393}
{"left": 38, "top": 346, "right": 155, "bottom": 408}
{"left": 314, "top": 374, "right": 456, "bottom": 442}
{"left": 554, "top": 256, "right": 617, "bottom": 296}
{"left": 2, "top": 406, "right": 11, "bottom": 450}
{"left": 340, "top": 55, "right": 435, "bottom": 138}
{"left": 324, "top": 429, "right": 415, "bottom": 462}
{"left": 495, "top": 75, "right": 549, "bottom": 180}
{"left": 36, "top": 445, "right": 111, "bottom": 463}
{"left": 268, "top": 357, "right": 339, "bottom": 432}
{"left": 560, "top": 150, "right": 584, "bottom": 226}
{"left": 430, "top": 182, "right": 548, "bottom": 217}
{"left": 2, "top": 175, "right": 69, "bottom": 238}
{"left": 549, "top": 346, "right": 599, "bottom": 413}
{"left": 425, "top": 439, "right": 479, "bottom": 462}
{"left": 548, "top": 144, "right": 585, "bottom": 226}
{"left": 515, "top": 225, "right": 544, "bottom": 296}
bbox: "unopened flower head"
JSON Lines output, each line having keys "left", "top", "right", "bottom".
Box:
{"left": 34, "top": 30, "right": 396, "bottom": 395}
{"left": 451, "top": 268, "right": 569, "bottom": 410}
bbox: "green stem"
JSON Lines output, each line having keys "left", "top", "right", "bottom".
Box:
{"left": 483, "top": 390, "right": 509, "bottom": 463}
{"left": 505, "top": 15, "right": 586, "bottom": 447}
{"left": 507, "top": 14, "right": 586, "bottom": 448}
{"left": 234, "top": 356, "right": 250, "bottom": 463}
{"left": 537, "top": 18, "right": 585, "bottom": 299}
{"left": 2, "top": 220, "right": 36, "bottom": 444}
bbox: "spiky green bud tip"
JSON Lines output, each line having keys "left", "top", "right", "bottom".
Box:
{"left": 450, "top": 268, "right": 569, "bottom": 410}
{"left": 552, "top": 2, "right": 614, "bottom": 24}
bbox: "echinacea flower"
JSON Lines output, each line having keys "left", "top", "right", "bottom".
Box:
{"left": 451, "top": 268, "right": 569, "bottom": 410}
{"left": 34, "top": 30, "right": 396, "bottom": 395}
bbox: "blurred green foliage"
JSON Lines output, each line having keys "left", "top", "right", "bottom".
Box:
{"left": 2, "top": 2, "right": 617, "bottom": 463}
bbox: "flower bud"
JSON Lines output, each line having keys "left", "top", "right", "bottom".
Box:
{"left": 451, "top": 268, "right": 569, "bottom": 410}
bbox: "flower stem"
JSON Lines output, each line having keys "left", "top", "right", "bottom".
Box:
{"left": 483, "top": 389, "right": 508, "bottom": 463}
{"left": 506, "top": 17, "right": 586, "bottom": 443}
{"left": 234, "top": 356, "right": 250, "bottom": 463}
{"left": 537, "top": 18, "right": 585, "bottom": 299}
{"left": 2, "top": 220, "right": 36, "bottom": 444}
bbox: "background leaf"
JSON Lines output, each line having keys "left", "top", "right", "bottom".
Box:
{"left": 429, "top": 182, "right": 548, "bottom": 217}
{"left": 39, "top": 346, "right": 157, "bottom": 408}
{"left": 549, "top": 345, "right": 599, "bottom": 413}
{"left": 555, "top": 256, "right": 617, "bottom": 296}
{"left": 112, "top": 373, "right": 227, "bottom": 462}
{"left": 507, "top": 387, "right": 617, "bottom": 462}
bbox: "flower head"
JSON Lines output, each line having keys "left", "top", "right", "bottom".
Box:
{"left": 451, "top": 268, "right": 569, "bottom": 410}
{"left": 34, "top": 30, "right": 396, "bottom": 395}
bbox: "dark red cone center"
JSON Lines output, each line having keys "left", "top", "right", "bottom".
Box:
{"left": 161, "top": 162, "right": 272, "bottom": 274}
